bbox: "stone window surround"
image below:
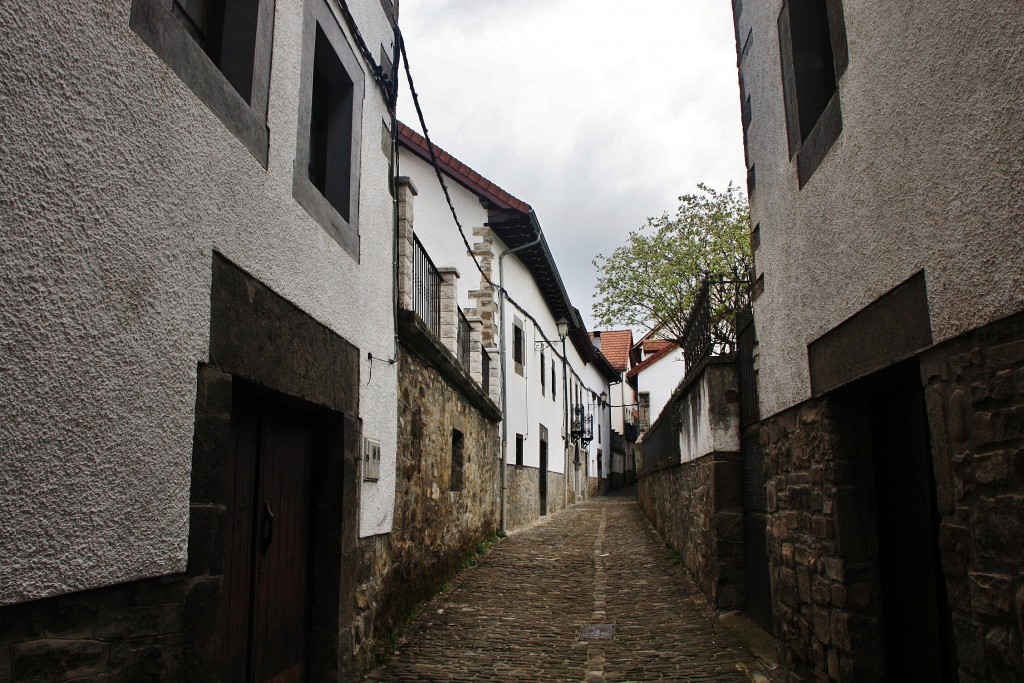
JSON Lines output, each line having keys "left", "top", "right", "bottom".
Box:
{"left": 777, "top": 0, "right": 849, "bottom": 188}
{"left": 129, "top": 0, "right": 275, "bottom": 167}
{"left": 292, "top": 0, "right": 366, "bottom": 260}
{"left": 185, "top": 253, "right": 362, "bottom": 680}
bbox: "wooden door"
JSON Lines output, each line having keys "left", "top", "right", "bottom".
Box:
{"left": 539, "top": 437, "right": 548, "bottom": 516}
{"left": 224, "top": 393, "right": 314, "bottom": 683}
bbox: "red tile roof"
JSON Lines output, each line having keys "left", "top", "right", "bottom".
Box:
{"left": 627, "top": 341, "right": 679, "bottom": 379}
{"left": 592, "top": 330, "right": 634, "bottom": 372}
{"left": 641, "top": 339, "right": 673, "bottom": 355}
{"left": 398, "top": 123, "right": 532, "bottom": 215}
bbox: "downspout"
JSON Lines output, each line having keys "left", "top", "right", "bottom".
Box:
{"left": 498, "top": 218, "right": 543, "bottom": 534}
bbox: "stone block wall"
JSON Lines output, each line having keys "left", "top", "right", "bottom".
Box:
{"left": 919, "top": 309, "right": 1024, "bottom": 682}
{"left": 505, "top": 465, "right": 566, "bottom": 531}
{"left": 760, "top": 309, "right": 1024, "bottom": 683}
{"left": 760, "top": 397, "right": 884, "bottom": 681}
{"left": 638, "top": 453, "right": 745, "bottom": 610}
{"left": 351, "top": 339, "right": 501, "bottom": 670}
{"left": 0, "top": 577, "right": 185, "bottom": 682}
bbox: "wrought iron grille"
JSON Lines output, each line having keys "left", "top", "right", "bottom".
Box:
{"left": 457, "top": 309, "right": 471, "bottom": 371}
{"left": 681, "top": 281, "right": 713, "bottom": 376}
{"left": 412, "top": 234, "right": 441, "bottom": 337}
{"left": 680, "top": 278, "right": 750, "bottom": 378}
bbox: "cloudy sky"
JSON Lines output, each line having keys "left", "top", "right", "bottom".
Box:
{"left": 396, "top": 0, "right": 746, "bottom": 331}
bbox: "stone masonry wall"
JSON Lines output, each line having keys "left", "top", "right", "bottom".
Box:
{"left": 762, "top": 308, "right": 1024, "bottom": 683}
{"left": 638, "top": 453, "right": 744, "bottom": 610}
{"left": 919, "top": 309, "right": 1024, "bottom": 682}
{"left": 506, "top": 465, "right": 566, "bottom": 531}
{"left": 760, "top": 396, "right": 885, "bottom": 681}
{"left": 351, "top": 342, "right": 501, "bottom": 670}
{"left": 0, "top": 577, "right": 184, "bottom": 682}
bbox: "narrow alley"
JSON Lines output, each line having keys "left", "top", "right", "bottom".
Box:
{"left": 368, "top": 490, "right": 764, "bottom": 682}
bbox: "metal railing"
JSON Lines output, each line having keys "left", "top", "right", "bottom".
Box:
{"left": 680, "top": 278, "right": 750, "bottom": 377}
{"left": 457, "top": 309, "right": 471, "bottom": 371}
{"left": 412, "top": 234, "right": 441, "bottom": 337}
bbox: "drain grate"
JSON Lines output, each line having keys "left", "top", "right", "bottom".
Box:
{"left": 579, "top": 624, "right": 615, "bottom": 641}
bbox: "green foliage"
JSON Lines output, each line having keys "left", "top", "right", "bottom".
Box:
{"left": 592, "top": 183, "right": 752, "bottom": 344}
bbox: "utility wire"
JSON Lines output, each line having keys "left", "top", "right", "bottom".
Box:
{"left": 398, "top": 30, "right": 594, "bottom": 384}
{"left": 336, "top": 0, "right": 396, "bottom": 98}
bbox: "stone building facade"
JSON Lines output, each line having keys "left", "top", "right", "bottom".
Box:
{"left": 351, "top": 312, "right": 501, "bottom": 670}
{"left": 732, "top": 1, "right": 1024, "bottom": 680}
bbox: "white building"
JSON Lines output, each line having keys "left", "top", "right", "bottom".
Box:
{"left": 398, "top": 124, "right": 618, "bottom": 528}
{"left": 1, "top": 0, "right": 399, "bottom": 677}
{"left": 628, "top": 338, "right": 685, "bottom": 432}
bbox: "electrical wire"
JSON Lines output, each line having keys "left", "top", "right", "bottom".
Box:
{"left": 398, "top": 29, "right": 596, "bottom": 386}
{"left": 336, "top": 0, "right": 396, "bottom": 99}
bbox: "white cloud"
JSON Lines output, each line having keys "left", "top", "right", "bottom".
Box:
{"left": 397, "top": 0, "right": 745, "bottom": 329}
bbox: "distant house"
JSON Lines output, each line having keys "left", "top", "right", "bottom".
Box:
{"left": 398, "top": 124, "right": 618, "bottom": 529}
{"left": 592, "top": 329, "right": 640, "bottom": 489}
{"left": 627, "top": 336, "right": 685, "bottom": 434}
{"left": 733, "top": 1, "right": 1024, "bottom": 680}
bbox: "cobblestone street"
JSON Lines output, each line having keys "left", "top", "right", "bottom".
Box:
{"left": 367, "top": 489, "right": 763, "bottom": 682}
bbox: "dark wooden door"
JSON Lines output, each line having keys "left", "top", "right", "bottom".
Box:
{"left": 539, "top": 438, "right": 548, "bottom": 516}
{"left": 225, "top": 393, "right": 314, "bottom": 683}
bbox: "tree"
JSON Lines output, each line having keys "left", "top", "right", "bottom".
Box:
{"left": 592, "top": 183, "right": 751, "bottom": 350}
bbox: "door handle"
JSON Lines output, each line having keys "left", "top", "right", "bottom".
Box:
{"left": 261, "top": 502, "right": 274, "bottom": 551}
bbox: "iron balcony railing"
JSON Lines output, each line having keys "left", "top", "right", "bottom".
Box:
{"left": 457, "top": 309, "right": 471, "bottom": 371}
{"left": 412, "top": 234, "right": 441, "bottom": 337}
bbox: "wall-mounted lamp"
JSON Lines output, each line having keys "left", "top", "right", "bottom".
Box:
{"left": 556, "top": 317, "right": 569, "bottom": 341}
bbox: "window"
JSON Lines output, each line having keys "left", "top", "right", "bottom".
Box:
{"left": 513, "top": 319, "right": 524, "bottom": 376}
{"left": 515, "top": 433, "right": 524, "bottom": 468}
{"left": 551, "top": 365, "right": 556, "bottom": 402}
{"left": 778, "top": 0, "right": 847, "bottom": 186}
{"left": 540, "top": 352, "right": 546, "bottom": 395}
{"left": 451, "top": 429, "right": 464, "bottom": 491}
{"left": 639, "top": 392, "right": 651, "bottom": 431}
{"left": 292, "top": 0, "right": 365, "bottom": 258}
{"left": 130, "top": 0, "right": 275, "bottom": 165}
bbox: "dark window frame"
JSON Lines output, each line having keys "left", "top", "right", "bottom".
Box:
{"left": 450, "top": 429, "right": 465, "bottom": 491}
{"left": 130, "top": 0, "right": 275, "bottom": 167}
{"left": 513, "top": 320, "right": 525, "bottom": 376}
{"left": 540, "top": 351, "right": 546, "bottom": 395}
{"left": 515, "top": 433, "right": 524, "bottom": 468}
{"left": 292, "top": 0, "right": 365, "bottom": 259}
{"left": 778, "top": 0, "right": 848, "bottom": 187}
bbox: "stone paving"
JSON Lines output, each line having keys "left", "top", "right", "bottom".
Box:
{"left": 366, "top": 488, "right": 761, "bottom": 682}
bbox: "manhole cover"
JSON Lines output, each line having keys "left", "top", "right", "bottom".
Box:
{"left": 579, "top": 624, "right": 615, "bottom": 641}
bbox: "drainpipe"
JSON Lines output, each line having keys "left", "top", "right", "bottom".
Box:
{"left": 497, "top": 216, "right": 542, "bottom": 534}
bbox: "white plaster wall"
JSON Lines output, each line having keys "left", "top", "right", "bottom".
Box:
{"left": 638, "top": 348, "right": 685, "bottom": 427}
{"left": 394, "top": 149, "right": 612, "bottom": 486}
{"left": 739, "top": 2, "right": 1024, "bottom": 418}
{"left": 0, "top": 0, "right": 397, "bottom": 605}
{"left": 397, "top": 149, "right": 487, "bottom": 305}
{"left": 677, "top": 373, "right": 740, "bottom": 464}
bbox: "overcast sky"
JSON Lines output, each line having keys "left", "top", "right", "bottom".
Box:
{"left": 396, "top": 0, "right": 746, "bottom": 332}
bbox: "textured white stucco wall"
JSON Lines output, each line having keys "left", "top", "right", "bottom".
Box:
{"left": 739, "top": 2, "right": 1024, "bottom": 418}
{"left": 0, "top": 0, "right": 397, "bottom": 605}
